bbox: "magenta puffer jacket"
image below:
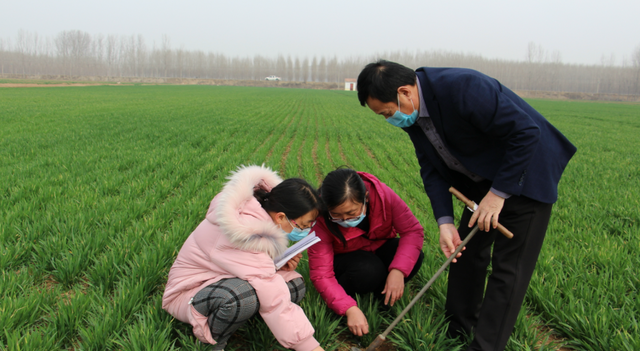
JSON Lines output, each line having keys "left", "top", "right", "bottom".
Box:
{"left": 308, "top": 172, "right": 424, "bottom": 315}
{"left": 162, "top": 165, "right": 319, "bottom": 351}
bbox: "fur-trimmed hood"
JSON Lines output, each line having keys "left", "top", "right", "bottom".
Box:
{"left": 206, "top": 165, "right": 288, "bottom": 259}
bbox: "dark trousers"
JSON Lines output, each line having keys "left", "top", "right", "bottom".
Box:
{"left": 192, "top": 277, "right": 306, "bottom": 350}
{"left": 445, "top": 184, "right": 553, "bottom": 351}
{"left": 334, "top": 238, "right": 424, "bottom": 298}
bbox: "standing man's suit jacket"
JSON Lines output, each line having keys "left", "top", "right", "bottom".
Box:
{"left": 404, "top": 67, "right": 577, "bottom": 221}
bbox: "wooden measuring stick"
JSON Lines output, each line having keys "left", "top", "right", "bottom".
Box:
{"left": 449, "top": 187, "right": 514, "bottom": 239}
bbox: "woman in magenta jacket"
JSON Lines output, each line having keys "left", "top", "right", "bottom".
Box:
{"left": 308, "top": 168, "right": 424, "bottom": 336}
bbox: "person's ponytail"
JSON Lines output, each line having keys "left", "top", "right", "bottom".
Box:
{"left": 253, "top": 188, "right": 270, "bottom": 208}
{"left": 254, "top": 178, "right": 322, "bottom": 219}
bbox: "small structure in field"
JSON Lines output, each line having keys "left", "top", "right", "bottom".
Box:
{"left": 344, "top": 78, "right": 357, "bottom": 91}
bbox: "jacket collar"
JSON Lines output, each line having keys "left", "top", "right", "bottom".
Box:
{"left": 415, "top": 69, "right": 446, "bottom": 140}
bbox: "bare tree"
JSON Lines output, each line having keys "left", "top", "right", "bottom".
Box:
{"left": 122, "top": 35, "right": 135, "bottom": 76}
{"left": 276, "top": 55, "right": 286, "bottom": 79}
{"left": 193, "top": 50, "right": 206, "bottom": 78}
{"left": 293, "top": 57, "right": 300, "bottom": 82}
{"left": 318, "top": 56, "right": 327, "bottom": 82}
{"left": 286, "top": 55, "right": 293, "bottom": 81}
{"left": 15, "top": 29, "right": 30, "bottom": 76}
{"left": 632, "top": 44, "right": 640, "bottom": 95}
{"left": 15, "top": 30, "right": 48, "bottom": 76}
{"left": 160, "top": 34, "right": 172, "bottom": 77}
{"left": 327, "top": 55, "right": 338, "bottom": 82}
{"left": 547, "top": 50, "right": 563, "bottom": 92}
{"left": 525, "top": 42, "right": 545, "bottom": 64}
{"left": 54, "top": 30, "right": 92, "bottom": 76}
{"left": 0, "top": 37, "right": 7, "bottom": 74}
{"left": 254, "top": 55, "right": 266, "bottom": 80}
{"left": 596, "top": 53, "right": 617, "bottom": 94}
{"left": 176, "top": 46, "right": 185, "bottom": 78}
{"left": 216, "top": 53, "right": 229, "bottom": 79}
{"left": 72, "top": 31, "right": 92, "bottom": 75}
{"left": 302, "top": 57, "right": 309, "bottom": 82}
{"left": 525, "top": 42, "right": 545, "bottom": 90}
{"left": 135, "top": 34, "right": 146, "bottom": 77}
{"left": 105, "top": 35, "right": 119, "bottom": 77}
{"left": 310, "top": 56, "right": 318, "bottom": 82}
{"left": 91, "top": 34, "right": 104, "bottom": 76}
{"left": 54, "top": 31, "right": 72, "bottom": 75}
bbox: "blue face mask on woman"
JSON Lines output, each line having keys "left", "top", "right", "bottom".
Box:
{"left": 332, "top": 200, "right": 367, "bottom": 228}
{"left": 386, "top": 94, "right": 418, "bottom": 128}
{"left": 335, "top": 212, "right": 366, "bottom": 228}
{"left": 285, "top": 217, "right": 314, "bottom": 241}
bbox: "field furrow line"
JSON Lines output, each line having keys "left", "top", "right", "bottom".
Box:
{"left": 277, "top": 107, "right": 305, "bottom": 177}
{"left": 312, "top": 137, "right": 322, "bottom": 184}
{"left": 264, "top": 106, "right": 298, "bottom": 164}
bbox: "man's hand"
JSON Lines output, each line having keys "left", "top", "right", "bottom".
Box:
{"left": 278, "top": 253, "right": 302, "bottom": 271}
{"left": 469, "top": 191, "right": 505, "bottom": 232}
{"left": 439, "top": 223, "right": 464, "bottom": 263}
{"left": 381, "top": 269, "right": 405, "bottom": 306}
{"left": 345, "top": 306, "right": 369, "bottom": 336}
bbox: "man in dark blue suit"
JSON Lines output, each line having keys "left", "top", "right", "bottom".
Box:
{"left": 356, "top": 60, "right": 576, "bottom": 351}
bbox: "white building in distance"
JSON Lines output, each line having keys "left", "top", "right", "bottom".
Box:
{"left": 344, "top": 78, "right": 357, "bottom": 91}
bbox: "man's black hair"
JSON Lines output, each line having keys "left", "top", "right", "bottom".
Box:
{"left": 356, "top": 60, "right": 416, "bottom": 107}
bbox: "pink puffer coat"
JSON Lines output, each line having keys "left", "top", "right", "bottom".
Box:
{"left": 162, "top": 165, "right": 319, "bottom": 351}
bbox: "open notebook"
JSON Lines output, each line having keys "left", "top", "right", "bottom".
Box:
{"left": 274, "top": 232, "right": 321, "bottom": 270}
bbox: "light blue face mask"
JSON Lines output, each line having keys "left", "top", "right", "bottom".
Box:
{"left": 332, "top": 201, "right": 367, "bottom": 228}
{"left": 386, "top": 94, "right": 418, "bottom": 128}
{"left": 285, "top": 217, "right": 313, "bottom": 241}
{"left": 335, "top": 212, "right": 366, "bottom": 228}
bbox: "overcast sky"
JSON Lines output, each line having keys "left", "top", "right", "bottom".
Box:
{"left": 2, "top": 0, "right": 639, "bottom": 66}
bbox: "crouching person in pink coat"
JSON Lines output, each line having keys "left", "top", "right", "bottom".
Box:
{"left": 308, "top": 168, "right": 425, "bottom": 337}
{"left": 162, "top": 165, "right": 325, "bottom": 351}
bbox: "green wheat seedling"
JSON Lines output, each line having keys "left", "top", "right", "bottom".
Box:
{"left": 504, "top": 306, "right": 564, "bottom": 351}
{"left": 2, "top": 327, "right": 58, "bottom": 351}
{"left": 0, "top": 86, "right": 638, "bottom": 350}
{"left": 385, "top": 296, "right": 460, "bottom": 351}
{"left": 353, "top": 293, "right": 391, "bottom": 348}
{"left": 43, "top": 287, "right": 92, "bottom": 349}
{"left": 113, "top": 298, "right": 179, "bottom": 351}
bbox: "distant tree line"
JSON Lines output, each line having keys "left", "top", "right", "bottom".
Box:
{"left": 1, "top": 30, "right": 639, "bottom": 95}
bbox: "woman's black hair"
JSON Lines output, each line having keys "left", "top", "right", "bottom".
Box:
{"left": 254, "top": 178, "right": 322, "bottom": 220}
{"left": 318, "top": 167, "right": 366, "bottom": 247}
